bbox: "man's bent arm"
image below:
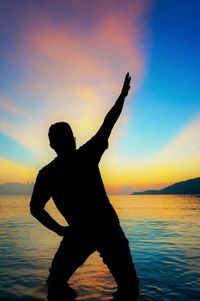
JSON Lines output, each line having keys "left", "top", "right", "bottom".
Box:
{"left": 30, "top": 170, "right": 68, "bottom": 236}
{"left": 96, "top": 72, "right": 131, "bottom": 140}
{"left": 30, "top": 203, "right": 67, "bottom": 236}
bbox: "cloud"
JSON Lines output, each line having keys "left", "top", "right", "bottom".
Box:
{"left": 101, "top": 114, "right": 200, "bottom": 192}
{"left": 0, "top": 158, "right": 36, "bottom": 183}
{"left": 0, "top": 0, "right": 155, "bottom": 189}
{"left": 156, "top": 114, "right": 200, "bottom": 162}
{"left": 1, "top": 0, "right": 150, "bottom": 154}
{"left": 0, "top": 95, "right": 25, "bottom": 118}
{"left": 146, "top": 114, "right": 200, "bottom": 182}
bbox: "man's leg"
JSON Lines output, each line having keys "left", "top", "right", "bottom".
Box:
{"left": 97, "top": 225, "right": 139, "bottom": 300}
{"left": 47, "top": 229, "right": 95, "bottom": 299}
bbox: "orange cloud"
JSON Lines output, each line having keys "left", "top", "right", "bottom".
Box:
{"left": 0, "top": 159, "right": 36, "bottom": 183}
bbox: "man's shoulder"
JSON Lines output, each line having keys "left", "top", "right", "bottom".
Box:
{"left": 38, "top": 157, "right": 58, "bottom": 176}
{"left": 78, "top": 136, "right": 108, "bottom": 151}
{"left": 77, "top": 136, "right": 108, "bottom": 163}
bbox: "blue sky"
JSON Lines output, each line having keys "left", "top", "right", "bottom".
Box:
{"left": 117, "top": 0, "right": 200, "bottom": 158}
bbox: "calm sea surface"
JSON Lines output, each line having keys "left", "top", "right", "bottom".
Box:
{"left": 0, "top": 195, "right": 200, "bottom": 301}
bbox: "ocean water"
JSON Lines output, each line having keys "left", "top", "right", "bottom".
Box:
{"left": 0, "top": 195, "right": 199, "bottom": 301}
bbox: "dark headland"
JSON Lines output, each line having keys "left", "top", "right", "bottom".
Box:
{"left": 132, "top": 177, "right": 200, "bottom": 195}
{"left": 0, "top": 182, "right": 34, "bottom": 195}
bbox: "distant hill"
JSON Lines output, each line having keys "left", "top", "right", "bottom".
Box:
{"left": 132, "top": 177, "right": 200, "bottom": 195}
{"left": 0, "top": 183, "right": 34, "bottom": 195}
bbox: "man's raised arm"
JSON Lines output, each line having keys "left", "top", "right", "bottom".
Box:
{"left": 96, "top": 72, "right": 131, "bottom": 140}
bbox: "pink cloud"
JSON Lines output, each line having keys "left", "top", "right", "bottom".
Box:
{"left": 27, "top": 0, "right": 149, "bottom": 89}
{"left": 1, "top": 0, "right": 152, "bottom": 166}
{"left": 0, "top": 95, "right": 25, "bottom": 118}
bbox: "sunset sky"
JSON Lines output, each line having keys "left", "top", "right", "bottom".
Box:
{"left": 0, "top": 0, "right": 200, "bottom": 194}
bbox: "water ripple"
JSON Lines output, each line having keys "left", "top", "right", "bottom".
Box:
{"left": 0, "top": 195, "right": 200, "bottom": 300}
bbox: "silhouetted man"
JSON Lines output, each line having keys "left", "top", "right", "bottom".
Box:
{"left": 30, "top": 73, "right": 139, "bottom": 301}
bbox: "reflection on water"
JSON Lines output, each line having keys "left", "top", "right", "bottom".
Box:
{"left": 0, "top": 195, "right": 200, "bottom": 300}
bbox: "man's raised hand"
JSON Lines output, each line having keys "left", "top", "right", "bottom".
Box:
{"left": 120, "top": 72, "right": 131, "bottom": 98}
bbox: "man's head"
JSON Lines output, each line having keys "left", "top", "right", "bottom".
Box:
{"left": 48, "top": 122, "right": 76, "bottom": 156}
